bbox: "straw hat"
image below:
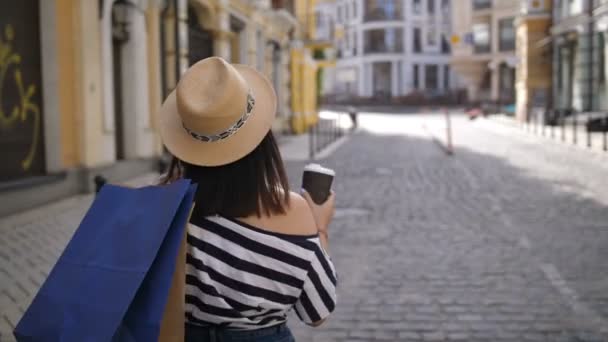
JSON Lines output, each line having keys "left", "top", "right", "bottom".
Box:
{"left": 159, "top": 57, "right": 277, "bottom": 166}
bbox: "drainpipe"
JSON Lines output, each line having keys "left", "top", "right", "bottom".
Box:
{"left": 174, "top": 0, "right": 181, "bottom": 83}
{"left": 160, "top": 0, "right": 170, "bottom": 99}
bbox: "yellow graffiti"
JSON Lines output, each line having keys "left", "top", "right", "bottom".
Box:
{"left": 0, "top": 24, "right": 41, "bottom": 171}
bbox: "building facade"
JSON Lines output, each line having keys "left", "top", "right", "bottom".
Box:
{"left": 288, "top": 0, "right": 337, "bottom": 134}
{"left": 515, "top": 0, "right": 553, "bottom": 121}
{"left": 0, "top": 0, "right": 297, "bottom": 216}
{"left": 593, "top": 0, "right": 608, "bottom": 110}
{"left": 450, "top": 0, "right": 519, "bottom": 105}
{"left": 319, "top": 0, "right": 457, "bottom": 101}
{"left": 551, "top": 0, "right": 607, "bottom": 112}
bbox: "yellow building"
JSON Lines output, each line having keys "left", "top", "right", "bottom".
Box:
{"left": 515, "top": 0, "right": 553, "bottom": 122}
{"left": 289, "top": 0, "right": 335, "bottom": 134}
{"left": 0, "top": 0, "right": 297, "bottom": 216}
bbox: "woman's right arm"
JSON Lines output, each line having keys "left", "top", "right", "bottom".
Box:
{"left": 301, "top": 190, "right": 335, "bottom": 250}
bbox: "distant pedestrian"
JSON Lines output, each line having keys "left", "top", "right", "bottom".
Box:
{"left": 158, "top": 57, "right": 338, "bottom": 341}
{"left": 348, "top": 106, "right": 358, "bottom": 130}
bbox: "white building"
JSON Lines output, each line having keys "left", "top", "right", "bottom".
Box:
{"left": 317, "top": 0, "right": 460, "bottom": 101}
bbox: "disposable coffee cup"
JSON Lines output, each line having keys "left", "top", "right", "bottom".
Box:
{"left": 302, "top": 164, "right": 335, "bottom": 205}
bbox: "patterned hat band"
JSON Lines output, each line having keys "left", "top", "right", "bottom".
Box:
{"left": 182, "top": 91, "right": 256, "bottom": 143}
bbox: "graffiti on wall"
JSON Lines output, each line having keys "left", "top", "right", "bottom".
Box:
{"left": 0, "top": 24, "right": 41, "bottom": 172}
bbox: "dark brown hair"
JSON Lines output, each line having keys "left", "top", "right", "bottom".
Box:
{"left": 160, "top": 131, "right": 290, "bottom": 218}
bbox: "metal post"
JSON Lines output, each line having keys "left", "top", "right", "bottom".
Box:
{"left": 602, "top": 113, "right": 608, "bottom": 151}
{"left": 587, "top": 112, "right": 592, "bottom": 148}
{"left": 445, "top": 108, "right": 454, "bottom": 155}
{"left": 561, "top": 110, "right": 566, "bottom": 142}
{"left": 551, "top": 110, "right": 555, "bottom": 139}
{"left": 573, "top": 110, "right": 577, "bottom": 145}
{"left": 541, "top": 109, "right": 546, "bottom": 136}
{"left": 309, "top": 123, "right": 315, "bottom": 160}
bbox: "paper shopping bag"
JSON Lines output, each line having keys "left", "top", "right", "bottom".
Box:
{"left": 14, "top": 179, "right": 196, "bottom": 342}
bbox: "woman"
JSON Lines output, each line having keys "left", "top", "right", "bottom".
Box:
{"left": 159, "top": 57, "right": 337, "bottom": 341}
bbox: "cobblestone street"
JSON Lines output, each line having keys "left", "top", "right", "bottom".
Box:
{"left": 2, "top": 113, "right": 608, "bottom": 341}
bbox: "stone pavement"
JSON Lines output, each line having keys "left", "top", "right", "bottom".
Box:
{"left": 287, "top": 113, "right": 608, "bottom": 341}
{"left": 1, "top": 113, "right": 608, "bottom": 341}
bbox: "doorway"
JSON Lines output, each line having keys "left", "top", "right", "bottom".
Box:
{"left": 372, "top": 62, "right": 391, "bottom": 100}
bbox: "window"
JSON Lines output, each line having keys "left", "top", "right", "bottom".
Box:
{"left": 413, "top": 64, "right": 420, "bottom": 89}
{"left": 413, "top": 27, "right": 422, "bottom": 53}
{"left": 315, "top": 11, "right": 322, "bottom": 31}
{"left": 425, "top": 64, "right": 439, "bottom": 90}
{"left": 428, "top": 0, "right": 435, "bottom": 14}
{"left": 352, "top": 0, "right": 357, "bottom": 18}
{"left": 364, "top": 0, "right": 403, "bottom": 21}
{"left": 441, "top": 0, "right": 449, "bottom": 14}
{"left": 473, "top": 23, "right": 490, "bottom": 53}
{"left": 499, "top": 18, "right": 515, "bottom": 51}
{"left": 364, "top": 28, "right": 404, "bottom": 53}
{"left": 473, "top": 0, "right": 491, "bottom": 10}
{"left": 337, "top": 5, "right": 342, "bottom": 22}
{"left": 427, "top": 27, "right": 437, "bottom": 46}
{"left": 441, "top": 34, "right": 451, "bottom": 53}
{"left": 413, "top": 0, "right": 422, "bottom": 14}
{"left": 443, "top": 65, "right": 450, "bottom": 90}
{"left": 346, "top": 2, "right": 351, "bottom": 20}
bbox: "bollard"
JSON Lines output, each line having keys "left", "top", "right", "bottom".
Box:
{"left": 541, "top": 109, "right": 546, "bottom": 137}
{"left": 602, "top": 113, "right": 608, "bottom": 151}
{"left": 550, "top": 109, "right": 555, "bottom": 139}
{"left": 309, "top": 123, "right": 315, "bottom": 160}
{"left": 561, "top": 110, "right": 566, "bottom": 142}
{"left": 573, "top": 110, "right": 577, "bottom": 145}
{"left": 587, "top": 112, "right": 592, "bottom": 148}
{"left": 445, "top": 108, "right": 454, "bottom": 155}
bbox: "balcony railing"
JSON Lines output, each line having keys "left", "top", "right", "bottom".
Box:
{"left": 473, "top": 0, "right": 492, "bottom": 10}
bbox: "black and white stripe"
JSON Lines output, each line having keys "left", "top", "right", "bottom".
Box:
{"left": 185, "top": 216, "right": 337, "bottom": 330}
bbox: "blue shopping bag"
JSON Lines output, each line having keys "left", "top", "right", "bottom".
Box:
{"left": 14, "top": 179, "right": 197, "bottom": 342}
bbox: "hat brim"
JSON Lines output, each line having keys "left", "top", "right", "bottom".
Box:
{"left": 159, "top": 64, "right": 277, "bottom": 167}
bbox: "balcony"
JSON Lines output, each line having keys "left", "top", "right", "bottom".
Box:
{"left": 363, "top": 0, "right": 403, "bottom": 22}
{"left": 473, "top": 0, "right": 492, "bottom": 11}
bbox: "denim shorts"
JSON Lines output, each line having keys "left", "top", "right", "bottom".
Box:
{"left": 185, "top": 322, "right": 296, "bottom": 342}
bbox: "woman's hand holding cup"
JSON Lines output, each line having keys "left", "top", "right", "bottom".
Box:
{"left": 301, "top": 164, "right": 336, "bottom": 237}
{"left": 302, "top": 190, "right": 335, "bottom": 236}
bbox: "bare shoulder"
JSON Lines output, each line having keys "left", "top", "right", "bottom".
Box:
{"left": 282, "top": 192, "right": 318, "bottom": 235}
{"left": 239, "top": 192, "right": 318, "bottom": 236}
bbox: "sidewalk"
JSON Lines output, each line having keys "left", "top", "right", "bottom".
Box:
{"left": 486, "top": 114, "right": 608, "bottom": 156}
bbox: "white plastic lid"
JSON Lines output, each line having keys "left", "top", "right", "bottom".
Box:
{"left": 304, "top": 163, "right": 335, "bottom": 176}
